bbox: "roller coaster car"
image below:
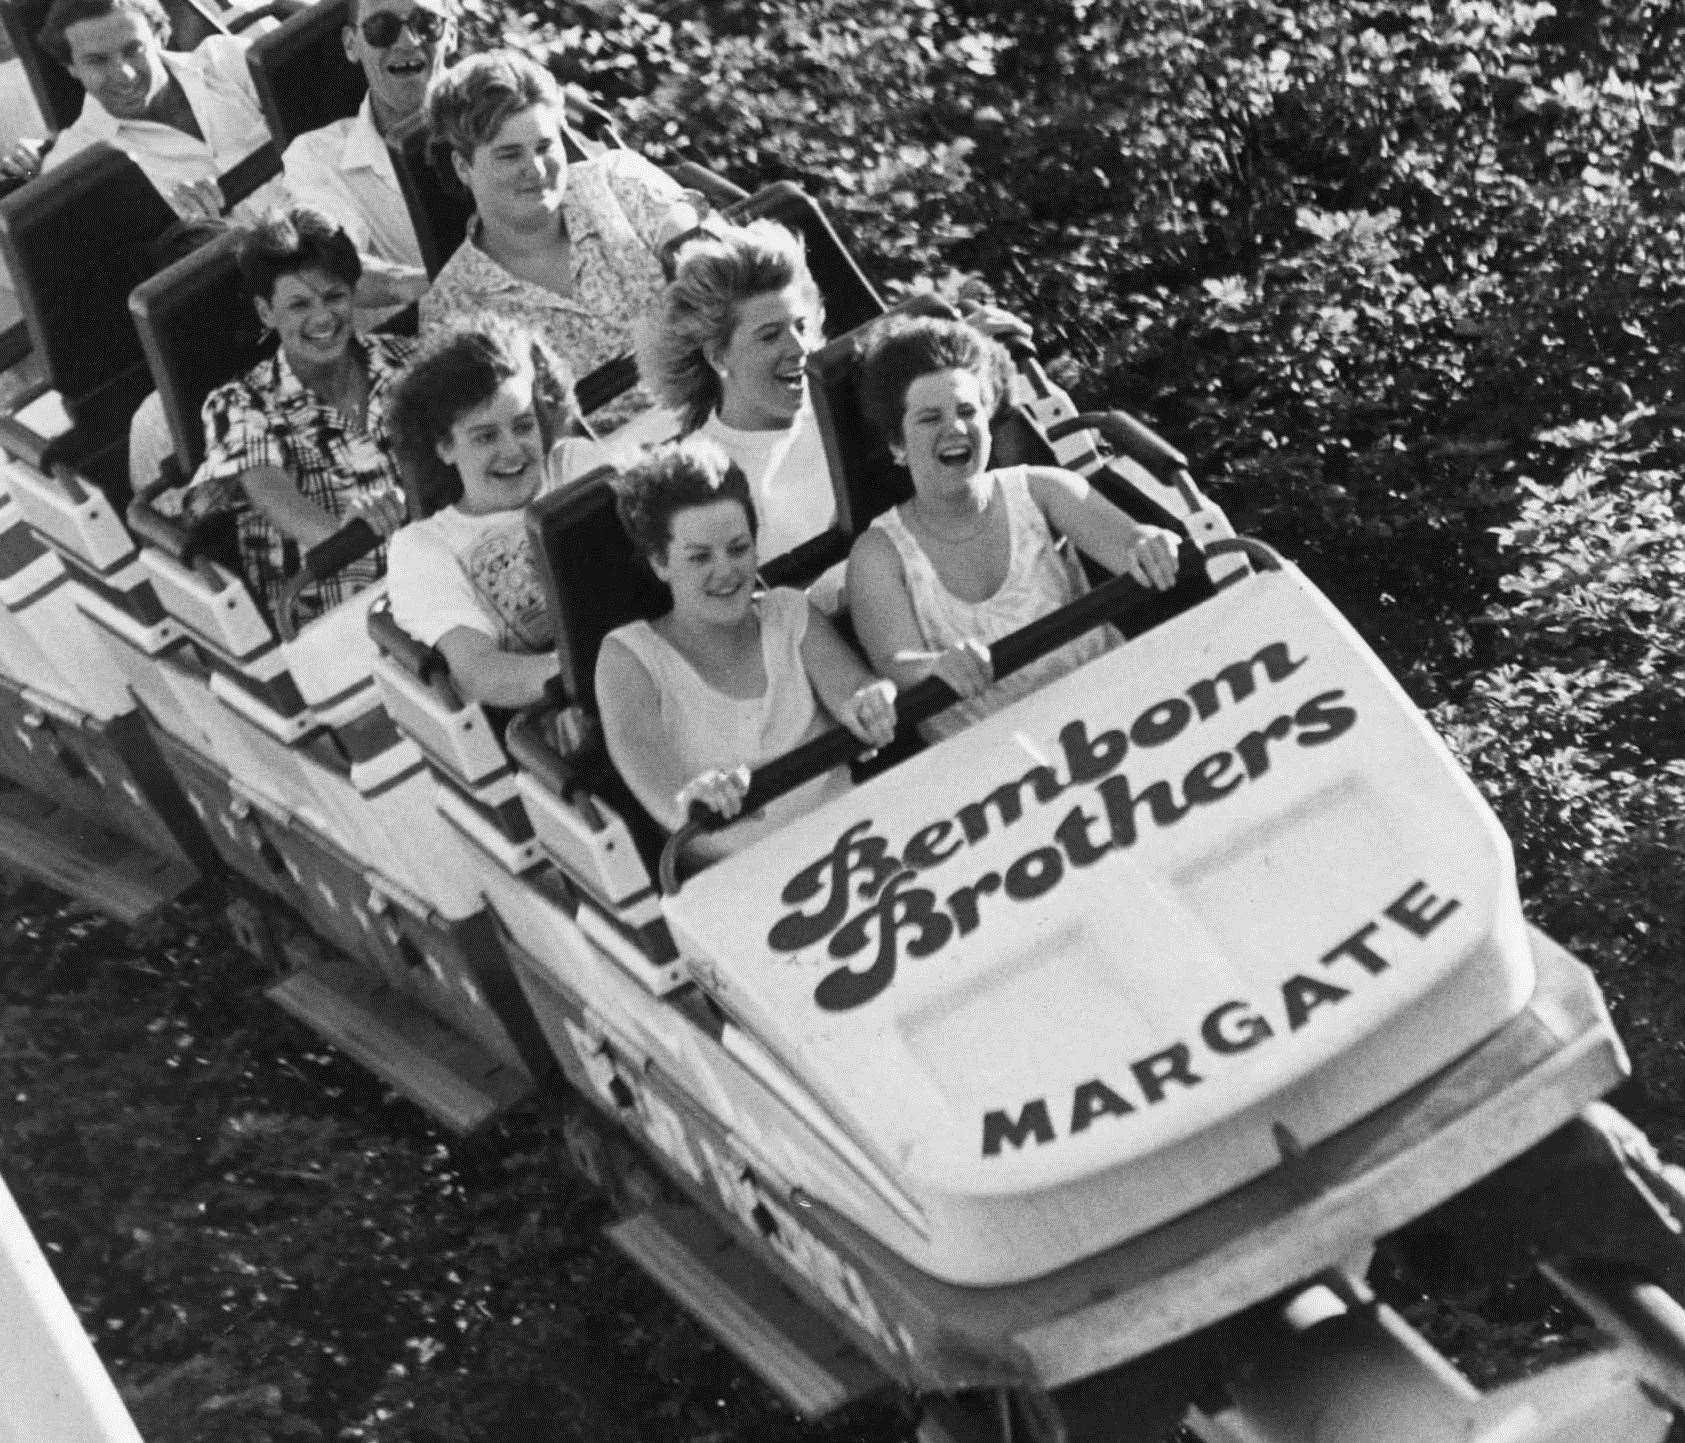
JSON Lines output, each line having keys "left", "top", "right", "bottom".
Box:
{"left": 479, "top": 320, "right": 1685, "bottom": 1443}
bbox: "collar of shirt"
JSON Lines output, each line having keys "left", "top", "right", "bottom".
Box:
{"left": 75, "top": 46, "right": 214, "bottom": 143}
{"left": 259, "top": 332, "right": 405, "bottom": 425}
{"left": 339, "top": 96, "right": 390, "bottom": 176}
{"left": 462, "top": 161, "right": 612, "bottom": 309}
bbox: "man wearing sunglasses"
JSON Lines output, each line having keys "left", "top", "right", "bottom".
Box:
{"left": 282, "top": 0, "right": 455, "bottom": 317}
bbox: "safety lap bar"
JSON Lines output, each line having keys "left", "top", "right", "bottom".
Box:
{"left": 660, "top": 538, "right": 1206, "bottom": 892}
{"left": 275, "top": 517, "right": 379, "bottom": 641}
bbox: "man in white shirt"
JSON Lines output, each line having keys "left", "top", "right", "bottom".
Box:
{"left": 281, "top": 0, "right": 453, "bottom": 314}
{"left": 33, "top": 0, "right": 286, "bottom": 219}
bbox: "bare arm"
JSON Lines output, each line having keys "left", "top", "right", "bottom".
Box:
{"left": 596, "top": 634, "right": 713, "bottom": 832}
{"left": 354, "top": 260, "right": 430, "bottom": 312}
{"left": 845, "top": 527, "right": 993, "bottom": 700}
{"left": 1025, "top": 465, "right": 1181, "bottom": 590}
{"left": 434, "top": 626, "right": 560, "bottom": 711}
{"left": 239, "top": 464, "right": 405, "bottom": 548}
{"left": 798, "top": 602, "right": 897, "bottom": 748}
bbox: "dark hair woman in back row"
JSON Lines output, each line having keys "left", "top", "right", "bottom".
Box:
{"left": 182, "top": 205, "right": 414, "bottom": 623}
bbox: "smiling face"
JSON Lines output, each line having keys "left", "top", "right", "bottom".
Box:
{"left": 711, "top": 285, "right": 821, "bottom": 432}
{"left": 452, "top": 104, "right": 567, "bottom": 234}
{"left": 894, "top": 366, "right": 994, "bottom": 498}
{"left": 256, "top": 267, "right": 356, "bottom": 375}
{"left": 344, "top": 0, "right": 452, "bottom": 134}
{"left": 63, "top": 9, "right": 165, "bottom": 121}
{"left": 435, "top": 371, "right": 546, "bottom": 515}
{"left": 651, "top": 498, "right": 758, "bottom": 626}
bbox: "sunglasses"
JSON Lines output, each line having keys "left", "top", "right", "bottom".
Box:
{"left": 357, "top": 9, "right": 446, "bottom": 47}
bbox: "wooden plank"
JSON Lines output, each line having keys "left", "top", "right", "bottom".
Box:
{"left": 608, "top": 1203, "right": 888, "bottom": 1418}
{"left": 266, "top": 960, "right": 533, "bottom": 1134}
{"left": 0, "top": 782, "right": 197, "bottom": 925}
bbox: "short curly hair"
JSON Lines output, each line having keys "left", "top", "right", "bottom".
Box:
{"left": 38, "top": 0, "right": 166, "bottom": 65}
{"left": 613, "top": 439, "right": 756, "bottom": 566}
{"left": 857, "top": 315, "right": 1011, "bottom": 448}
{"left": 384, "top": 319, "right": 581, "bottom": 517}
{"left": 423, "top": 49, "right": 560, "bottom": 166}
{"left": 235, "top": 206, "right": 362, "bottom": 304}
{"left": 636, "top": 220, "right": 823, "bottom": 434}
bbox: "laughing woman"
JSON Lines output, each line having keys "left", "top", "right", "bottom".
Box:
{"left": 596, "top": 440, "right": 896, "bottom": 861}
{"left": 184, "top": 206, "right": 413, "bottom": 623}
{"left": 847, "top": 315, "right": 1182, "bottom": 741}
{"left": 637, "top": 220, "right": 833, "bottom": 568}
{"left": 384, "top": 319, "right": 602, "bottom": 708}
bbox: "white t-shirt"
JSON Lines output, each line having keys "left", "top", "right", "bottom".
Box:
{"left": 696, "top": 404, "right": 843, "bottom": 610}
{"left": 385, "top": 437, "right": 600, "bottom": 651}
{"left": 696, "top": 405, "right": 835, "bottom": 559}
{"left": 282, "top": 99, "right": 421, "bottom": 273}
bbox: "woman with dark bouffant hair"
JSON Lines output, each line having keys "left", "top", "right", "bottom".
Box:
{"left": 182, "top": 205, "right": 414, "bottom": 622}
{"left": 383, "top": 318, "right": 601, "bottom": 708}
{"left": 595, "top": 439, "right": 896, "bottom": 861}
{"left": 848, "top": 314, "right": 1182, "bottom": 741}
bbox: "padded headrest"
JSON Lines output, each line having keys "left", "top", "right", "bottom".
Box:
{"left": 0, "top": 143, "right": 177, "bottom": 403}
{"left": 246, "top": 0, "right": 364, "bottom": 151}
{"left": 727, "top": 181, "right": 884, "bottom": 338}
{"left": 525, "top": 466, "right": 669, "bottom": 713}
{"left": 129, "top": 230, "right": 275, "bottom": 477}
{"left": 388, "top": 109, "right": 471, "bottom": 278}
{"left": 0, "top": 0, "right": 80, "bottom": 130}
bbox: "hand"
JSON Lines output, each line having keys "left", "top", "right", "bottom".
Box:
{"left": 931, "top": 637, "right": 993, "bottom": 699}
{"left": 960, "top": 300, "right": 1034, "bottom": 349}
{"left": 346, "top": 486, "right": 406, "bottom": 539}
{"left": 1124, "top": 525, "right": 1181, "bottom": 591}
{"left": 840, "top": 678, "right": 897, "bottom": 749}
{"left": 677, "top": 763, "right": 751, "bottom": 822}
{"left": 166, "top": 178, "right": 225, "bottom": 221}
{"left": 0, "top": 138, "right": 46, "bottom": 183}
{"left": 654, "top": 196, "right": 706, "bottom": 253}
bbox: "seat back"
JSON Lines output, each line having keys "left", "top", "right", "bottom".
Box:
{"left": 729, "top": 181, "right": 883, "bottom": 339}
{"left": 387, "top": 108, "right": 467, "bottom": 278}
{"left": 805, "top": 302, "right": 925, "bottom": 539}
{"left": 525, "top": 466, "right": 667, "bottom": 714}
{"left": 129, "top": 229, "right": 273, "bottom": 477}
{"left": 0, "top": 143, "right": 176, "bottom": 398}
{"left": 0, "top": 0, "right": 78, "bottom": 130}
{"left": 245, "top": 0, "right": 362, "bottom": 152}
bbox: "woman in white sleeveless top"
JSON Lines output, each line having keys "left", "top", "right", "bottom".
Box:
{"left": 596, "top": 441, "right": 897, "bottom": 861}
{"left": 847, "top": 317, "right": 1183, "bottom": 740}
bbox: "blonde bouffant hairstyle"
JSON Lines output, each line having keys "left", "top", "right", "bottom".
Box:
{"left": 636, "top": 220, "right": 824, "bottom": 434}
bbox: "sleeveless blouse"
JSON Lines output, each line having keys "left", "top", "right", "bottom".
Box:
{"left": 607, "top": 588, "right": 848, "bottom": 856}
{"left": 871, "top": 467, "right": 1115, "bottom": 740}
